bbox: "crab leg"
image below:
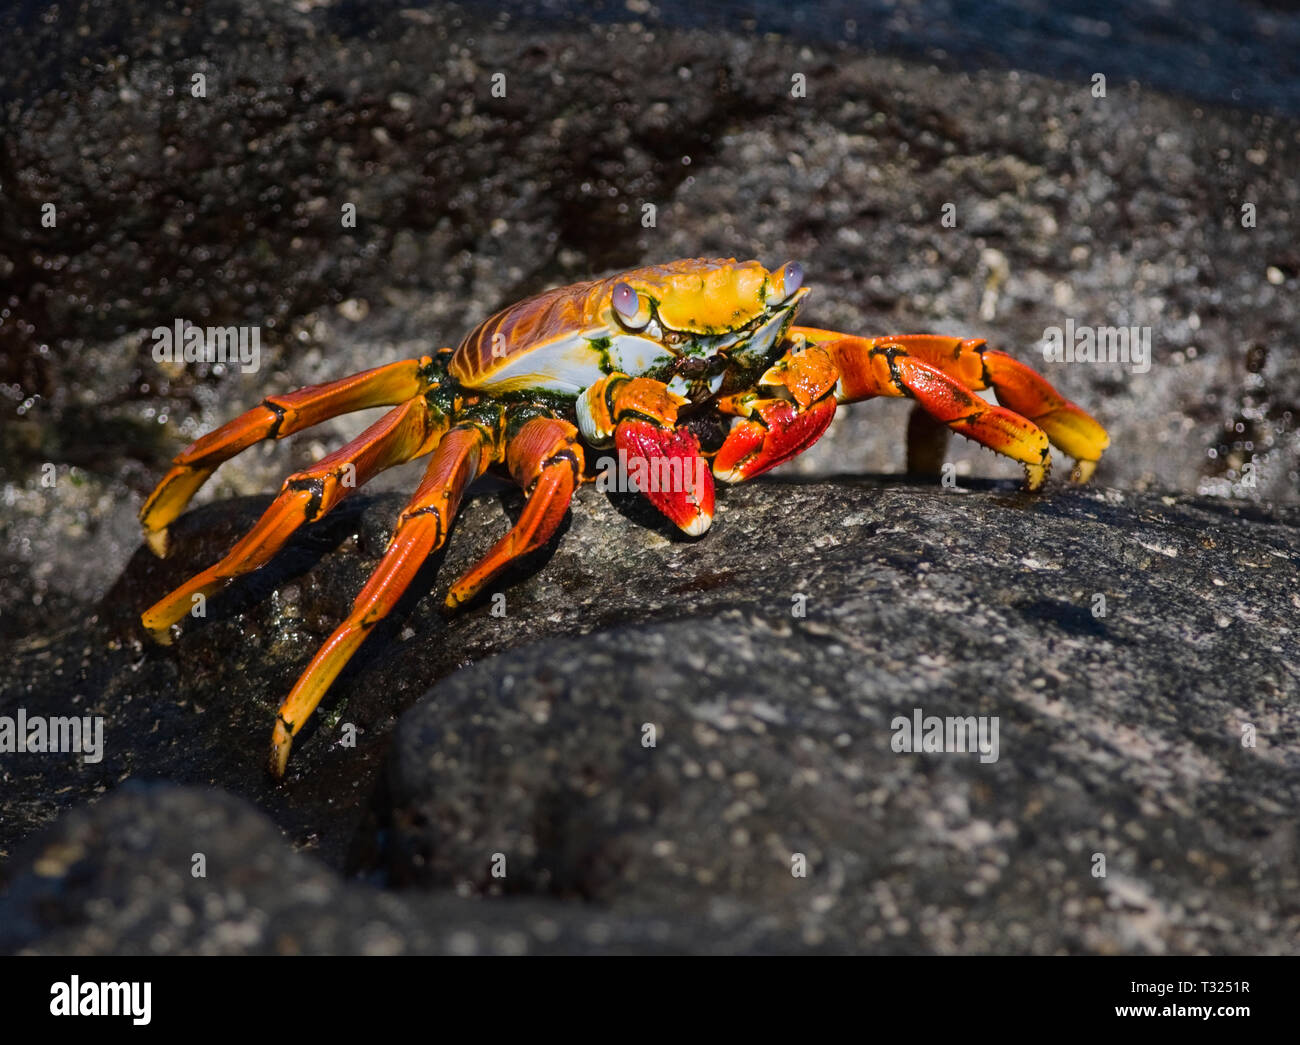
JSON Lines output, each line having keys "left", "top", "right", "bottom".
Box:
{"left": 794, "top": 330, "right": 1109, "bottom": 483}
{"left": 140, "top": 354, "right": 439, "bottom": 555}
{"left": 866, "top": 334, "right": 1109, "bottom": 481}
{"left": 978, "top": 348, "right": 1110, "bottom": 483}
{"left": 577, "top": 374, "right": 714, "bottom": 535}
{"left": 788, "top": 329, "right": 1055, "bottom": 490}
{"left": 444, "top": 415, "right": 584, "bottom": 610}
{"left": 269, "top": 422, "right": 492, "bottom": 777}
{"left": 712, "top": 342, "right": 840, "bottom": 482}
{"left": 140, "top": 398, "right": 447, "bottom": 641}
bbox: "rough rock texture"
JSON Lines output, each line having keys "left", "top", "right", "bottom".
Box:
{"left": 2, "top": 0, "right": 1297, "bottom": 640}
{"left": 0, "top": 783, "right": 806, "bottom": 954}
{"left": 379, "top": 487, "right": 1300, "bottom": 955}
{"left": 3, "top": 478, "right": 1297, "bottom": 952}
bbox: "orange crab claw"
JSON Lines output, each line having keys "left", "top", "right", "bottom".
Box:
{"left": 614, "top": 419, "right": 715, "bottom": 535}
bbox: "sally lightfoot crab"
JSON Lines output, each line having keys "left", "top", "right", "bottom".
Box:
{"left": 139, "top": 258, "right": 1109, "bottom": 776}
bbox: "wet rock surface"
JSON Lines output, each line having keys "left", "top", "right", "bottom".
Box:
{"left": 2, "top": 0, "right": 1298, "bottom": 639}
{"left": 2, "top": 478, "right": 1297, "bottom": 952}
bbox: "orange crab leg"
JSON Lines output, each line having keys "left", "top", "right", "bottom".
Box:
{"left": 140, "top": 354, "right": 438, "bottom": 555}
{"left": 269, "top": 422, "right": 491, "bottom": 777}
{"left": 578, "top": 374, "right": 714, "bottom": 535}
{"left": 978, "top": 349, "right": 1110, "bottom": 482}
{"left": 140, "top": 398, "right": 447, "bottom": 641}
{"left": 712, "top": 343, "right": 839, "bottom": 482}
{"left": 792, "top": 328, "right": 1056, "bottom": 490}
{"left": 444, "top": 416, "right": 584, "bottom": 610}
{"left": 795, "top": 331, "right": 1109, "bottom": 482}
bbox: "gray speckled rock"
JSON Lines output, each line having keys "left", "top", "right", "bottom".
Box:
{"left": 369, "top": 479, "right": 1300, "bottom": 955}
{"left": 3, "top": 477, "right": 1297, "bottom": 952}
{"left": 0, "top": 783, "right": 809, "bottom": 954}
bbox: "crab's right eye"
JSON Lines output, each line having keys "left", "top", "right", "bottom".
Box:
{"left": 612, "top": 282, "right": 647, "bottom": 328}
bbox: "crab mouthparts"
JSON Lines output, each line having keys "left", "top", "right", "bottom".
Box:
{"left": 657, "top": 301, "right": 794, "bottom": 356}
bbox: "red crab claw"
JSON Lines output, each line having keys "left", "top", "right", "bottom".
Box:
{"left": 614, "top": 418, "right": 715, "bottom": 536}
{"left": 713, "top": 397, "right": 837, "bottom": 483}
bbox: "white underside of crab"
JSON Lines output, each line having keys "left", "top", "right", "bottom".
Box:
{"left": 467, "top": 300, "right": 800, "bottom": 400}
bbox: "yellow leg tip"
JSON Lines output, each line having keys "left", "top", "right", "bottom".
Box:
{"left": 141, "top": 615, "right": 175, "bottom": 646}
{"left": 144, "top": 527, "right": 171, "bottom": 558}
{"left": 1022, "top": 459, "right": 1050, "bottom": 492}
{"left": 269, "top": 719, "right": 293, "bottom": 778}
{"left": 1070, "top": 459, "right": 1098, "bottom": 484}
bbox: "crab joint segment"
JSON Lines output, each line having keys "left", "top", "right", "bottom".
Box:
{"left": 139, "top": 355, "right": 438, "bottom": 556}
{"left": 141, "top": 398, "right": 446, "bottom": 642}
{"left": 979, "top": 349, "right": 1110, "bottom": 482}
{"left": 444, "top": 416, "right": 585, "bottom": 610}
{"left": 795, "top": 328, "right": 1056, "bottom": 491}
{"left": 269, "top": 422, "right": 491, "bottom": 778}
{"left": 575, "top": 372, "right": 687, "bottom": 446}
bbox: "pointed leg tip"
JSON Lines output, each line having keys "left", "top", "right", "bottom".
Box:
{"left": 144, "top": 527, "right": 171, "bottom": 558}
{"left": 269, "top": 721, "right": 293, "bottom": 779}
{"left": 1070, "top": 459, "right": 1098, "bottom": 484}
{"left": 1021, "top": 461, "right": 1049, "bottom": 492}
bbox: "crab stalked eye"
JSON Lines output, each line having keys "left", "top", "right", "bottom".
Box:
{"left": 766, "top": 261, "right": 805, "bottom": 305}
{"left": 612, "top": 282, "right": 648, "bottom": 328}
{"left": 781, "top": 261, "right": 804, "bottom": 299}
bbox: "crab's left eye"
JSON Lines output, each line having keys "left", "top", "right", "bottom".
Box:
{"left": 781, "top": 261, "right": 804, "bottom": 299}
{"left": 612, "top": 282, "right": 647, "bottom": 328}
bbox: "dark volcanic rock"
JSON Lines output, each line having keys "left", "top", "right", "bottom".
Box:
{"left": 3, "top": 476, "right": 1295, "bottom": 952}
{"left": 375, "top": 482, "right": 1300, "bottom": 954}
{"left": 0, "top": 783, "right": 805, "bottom": 954}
